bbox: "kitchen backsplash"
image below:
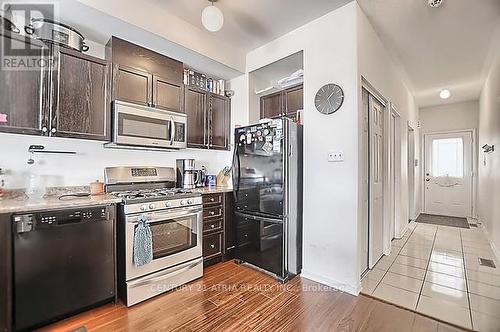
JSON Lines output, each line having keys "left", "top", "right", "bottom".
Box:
{"left": 0, "top": 133, "right": 233, "bottom": 189}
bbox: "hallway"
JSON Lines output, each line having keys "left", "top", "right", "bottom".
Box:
{"left": 361, "top": 221, "right": 500, "bottom": 331}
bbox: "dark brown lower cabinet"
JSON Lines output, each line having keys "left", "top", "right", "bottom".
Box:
{"left": 52, "top": 47, "right": 111, "bottom": 140}
{"left": 0, "top": 214, "right": 12, "bottom": 332}
{"left": 202, "top": 192, "right": 235, "bottom": 267}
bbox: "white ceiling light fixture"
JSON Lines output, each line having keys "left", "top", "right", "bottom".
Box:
{"left": 202, "top": 0, "right": 224, "bottom": 32}
{"left": 439, "top": 89, "right": 451, "bottom": 99}
{"left": 428, "top": 0, "right": 444, "bottom": 8}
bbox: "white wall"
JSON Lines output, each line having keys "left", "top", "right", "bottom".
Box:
{"left": 357, "top": 4, "right": 421, "bottom": 246}
{"left": 0, "top": 134, "right": 233, "bottom": 189}
{"left": 0, "top": 76, "right": 248, "bottom": 189}
{"left": 420, "top": 101, "right": 479, "bottom": 133}
{"left": 478, "top": 36, "right": 500, "bottom": 255}
{"left": 246, "top": 2, "right": 360, "bottom": 294}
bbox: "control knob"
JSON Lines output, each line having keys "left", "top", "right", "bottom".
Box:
{"left": 140, "top": 205, "right": 147, "bottom": 211}
{"left": 187, "top": 199, "right": 193, "bottom": 205}
{"left": 180, "top": 200, "right": 186, "bottom": 205}
{"left": 165, "top": 201, "right": 172, "bottom": 207}
{"left": 149, "top": 203, "right": 156, "bottom": 210}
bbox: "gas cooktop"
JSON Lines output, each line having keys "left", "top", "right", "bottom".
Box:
{"left": 110, "top": 188, "right": 199, "bottom": 203}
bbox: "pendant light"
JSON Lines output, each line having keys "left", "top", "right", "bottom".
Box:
{"left": 202, "top": 0, "right": 223, "bottom": 32}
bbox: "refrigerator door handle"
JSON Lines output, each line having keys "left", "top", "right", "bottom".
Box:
{"left": 232, "top": 145, "right": 240, "bottom": 201}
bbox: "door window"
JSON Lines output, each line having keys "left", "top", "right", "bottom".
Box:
{"left": 432, "top": 138, "right": 464, "bottom": 177}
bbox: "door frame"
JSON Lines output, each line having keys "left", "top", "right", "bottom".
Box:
{"left": 407, "top": 125, "right": 416, "bottom": 222}
{"left": 387, "top": 104, "right": 401, "bottom": 249}
{"left": 421, "top": 129, "right": 477, "bottom": 218}
{"left": 361, "top": 79, "right": 391, "bottom": 268}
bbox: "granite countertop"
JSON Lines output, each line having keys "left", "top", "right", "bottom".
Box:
{"left": 0, "top": 187, "right": 123, "bottom": 214}
{"left": 195, "top": 187, "right": 233, "bottom": 194}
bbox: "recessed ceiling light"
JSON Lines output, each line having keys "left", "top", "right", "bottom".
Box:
{"left": 439, "top": 89, "right": 451, "bottom": 99}
{"left": 428, "top": 0, "right": 444, "bottom": 8}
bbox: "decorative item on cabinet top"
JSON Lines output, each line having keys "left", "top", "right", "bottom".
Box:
{"left": 184, "top": 68, "right": 227, "bottom": 96}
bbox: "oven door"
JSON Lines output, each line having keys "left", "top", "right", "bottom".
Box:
{"left": 125, "top": 206, "right": 202, "bottom": 280}
{"left": 114, "top": 100, "right": 187, "bottom": 149}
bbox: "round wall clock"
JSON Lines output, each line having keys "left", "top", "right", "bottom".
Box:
{"left": 314, "top": 83, "right": 344, "bottom": 115}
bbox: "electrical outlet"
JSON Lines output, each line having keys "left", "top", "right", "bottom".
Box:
{"left": 328, "top": 151, "right": 344, "bottom": 162}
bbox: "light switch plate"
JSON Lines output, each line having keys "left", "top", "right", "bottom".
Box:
{"left": 328, "top": 151, "right": 344, "bottom": 162}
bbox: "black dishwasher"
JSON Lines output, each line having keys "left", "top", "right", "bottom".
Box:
{"left": 12, "top": 205, "right": 115, "bottom": 331}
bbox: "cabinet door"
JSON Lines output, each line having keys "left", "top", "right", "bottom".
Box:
{"left": 209, "top": 94, "right": 230, "bottom": 150}
{"left": 260, "top": 92, "right": 283, "bottom": 119}
{"left": 153, "top": 75, "right": 184, "bottom": 112}
{"left": 52, "top": 48, "right": 111, "bottom": 140}
{"left": 0, "top": 33, "right": 49, "bottom": 135}
{"left": 185, "top": 87, "right": 207, "bottom": 149}
{"left": 113, "top": 65, "right": 152, "bottom": 106}
{"left": 284, "top": 84, "right": 303, "bottom": 116}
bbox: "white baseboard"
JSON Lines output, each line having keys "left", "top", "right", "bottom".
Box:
{"left": 300, "top": 269, "right": 360, "bottom": 296}
{"left": 481, "top": 226, "right": 500, "bottom": 263}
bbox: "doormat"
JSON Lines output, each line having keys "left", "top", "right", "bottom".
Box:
{"left": 415, "top": 214, "right": 470, "bottom": 229}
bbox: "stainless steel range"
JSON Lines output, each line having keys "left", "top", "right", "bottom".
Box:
{"left": 104, "top": 166, "right": 203, "bottom": 306}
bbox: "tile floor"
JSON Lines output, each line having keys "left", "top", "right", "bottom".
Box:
{"left": 361, "top": 220, "right": 500, "bottom": 331}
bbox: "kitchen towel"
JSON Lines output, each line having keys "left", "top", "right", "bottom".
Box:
{"left": 133, "top": 215, "right": 153, "bottom": 267}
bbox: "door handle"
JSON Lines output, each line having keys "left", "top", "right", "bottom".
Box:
{"left": 425, "top": 178, "right": 430, "bottom": 182}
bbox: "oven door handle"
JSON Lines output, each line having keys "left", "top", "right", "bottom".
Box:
{"left": 127, "top": 208, "right": 202, "bottom": 224}
{"left": 128, "top": 259, "right": 201, "bottom": 288}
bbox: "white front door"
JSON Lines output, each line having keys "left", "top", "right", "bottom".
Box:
{"left": 424, "top": 132, "right": 473, "bottom": 217}
{"left": 369, "top": 95, "right": 385, "bottom": 267}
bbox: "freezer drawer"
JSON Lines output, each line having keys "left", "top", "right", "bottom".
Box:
{"left": 234, "top": 212, "right": 284, "bottom": 278}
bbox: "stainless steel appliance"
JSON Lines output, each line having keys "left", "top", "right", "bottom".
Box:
{"left": 112, "top": 101, "right": 187, "bottom": 150}
{"left": 24, "top": 18, "right": 89, "bottom": 52}
{"left": 104, "top": 166, "right": 203, "bottom": 306}
{"left": 12, "top": 205, "right": 115, "bottom": 331}
{"left": 232, "top": 118, "right": 303, "bottom": 281}
{"left": 176, "top": 159, "right": 196, "bottom": 189}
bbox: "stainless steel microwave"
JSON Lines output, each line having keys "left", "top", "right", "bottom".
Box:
{"left": 113, "top": 100, "right": 187, "bottom": 149}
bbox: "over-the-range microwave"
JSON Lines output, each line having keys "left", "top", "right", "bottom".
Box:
{"left": 112, "top": 100, "right": 187, "bottom": 149}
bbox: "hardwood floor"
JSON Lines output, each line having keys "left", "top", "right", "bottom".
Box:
{"left": 41, "top": 261, "right": 468, "bottom": 332}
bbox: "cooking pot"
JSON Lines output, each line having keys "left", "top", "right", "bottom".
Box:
{"left": 1, "top": 15, "right": 20, "bottom": 34}
{"left": 24, "top": 18, "right": 88, "bottom": 52}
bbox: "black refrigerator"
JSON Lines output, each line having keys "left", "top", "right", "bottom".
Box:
{"left": 232, "top": 118, "right": 303, "bottom": 281}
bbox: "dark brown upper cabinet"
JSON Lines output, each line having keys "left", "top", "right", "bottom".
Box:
{"left": 260, "top": 84, "right": 303, "bottom": 121}
{"left": 185, "top": 86, "right": 207, "bottom": 149}
{"left": 185, "top": 87, "right": 231, "bottom": 151}
{"left": 51, "top": 47, "right": 111, "bottom": 140}
{"left": 0, "top": 32, "right": 50, "bottom": 136}
{"left": 107, "top": 37, "right": 184, "bottom": 113}
{"left": 113, "top": 65, "right": 152, "bottom": 106}
{"left": 284, "top": 84, "right": 303, "bottom": 116}
{"left": 209, "top": 93, "right": 230, "bottom": 150}
{"left": 260, "top": 91, "right": 282, "bottom": 119}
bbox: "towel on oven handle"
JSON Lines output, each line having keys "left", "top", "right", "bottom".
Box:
{"left": 133, "top": 214, "right": 153, "bottom": 266}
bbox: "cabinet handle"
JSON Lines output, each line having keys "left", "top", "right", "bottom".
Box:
{"left": 210, "top": 244, "right": 215, "bottom": 249}
{"left": 210, "top": 198, "right": 215, "bottom": 202}
{"left": 51, "top": 128, "right": 57, "bottom": 134}
{"left": 210, "top": 224, "right": 215, "bottom": 228}
{"left": 209, "top": 211, "right": 215, "bottom": 215}
{"left": 41, "top": 126, "right": 48, "bottom": 133}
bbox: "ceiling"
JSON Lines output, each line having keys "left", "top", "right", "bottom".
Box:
{"left": 358, "top": 0, "right": 500, "bottom": 107}
{"left": 150, "top": 0, "right": 352, "bottom": 53}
